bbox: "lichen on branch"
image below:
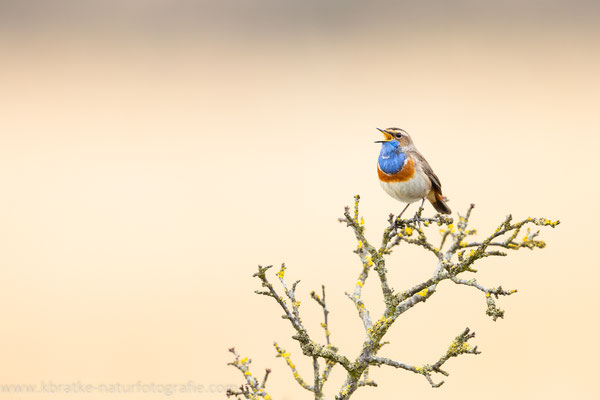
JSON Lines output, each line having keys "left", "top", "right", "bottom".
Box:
{"left": 226, "top": 347, "right": 272, "bottom": 400}
{"left": 227, "top": 195, "right": 559, "bottom": 399}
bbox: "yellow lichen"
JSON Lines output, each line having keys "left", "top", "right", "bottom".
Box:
{"left": 447, "top": 341, "right": 459, "bottom": 354}
{"left": 276, "top": 265, "right": 286, "bottom": 279}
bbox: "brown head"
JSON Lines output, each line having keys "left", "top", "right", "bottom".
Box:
{"left": 376, "top": 127, "right": 415, "bottom": 149}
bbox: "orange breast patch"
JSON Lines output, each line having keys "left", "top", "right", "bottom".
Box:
{"left": 377, "top": 158, "right": 415, "bottom": 182}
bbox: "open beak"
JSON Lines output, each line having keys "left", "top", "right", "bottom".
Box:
{"left": 374, "top": 128, "right": 394, "bottom": 143}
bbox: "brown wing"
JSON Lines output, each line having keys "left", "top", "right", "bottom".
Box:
{"left": 410, "top": 151, "right": 443, "bottom": 194}
{"left": 410, "top": 151, "right": 451, "bottom": 214}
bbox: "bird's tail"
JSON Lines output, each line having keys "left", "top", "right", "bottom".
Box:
{"left": 427, "top": 190, "right": 451, "bottom": 214}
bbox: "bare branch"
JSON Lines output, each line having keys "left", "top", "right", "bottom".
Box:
{"left": 310, "top": 285, "right": 331, "bottom": 345}
{"left": 370, "top": 327, "right": 480, "bottom": 388}
{"left": 260, "top": 369, "right": 271, "bottom": 389}
{"left": 227, "top": 347, "right": 272, "bottom": 400}
{"left": 450, "top": 276, "right": 518, "bottom": 320}
{"left": 228, "top": 196, "right": 558, "bottom": 399}
{"left": 274, "top": 343, "right": 314, "bottom": 392}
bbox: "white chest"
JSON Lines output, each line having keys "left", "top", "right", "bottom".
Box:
{"left": 379, "top": 171, "right": 431, "bottom": 203}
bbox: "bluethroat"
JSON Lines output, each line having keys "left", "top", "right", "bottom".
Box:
{"left": 376, "top": 127, "right": 451, "bottom": 217}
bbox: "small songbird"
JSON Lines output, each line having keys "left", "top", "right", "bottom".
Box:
{"left": 376, "top": 127, "right": 451, "bottom": 216}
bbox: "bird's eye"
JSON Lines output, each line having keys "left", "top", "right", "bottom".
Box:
{"left": 395, "top": 133, "right": 402, "bottom": 138}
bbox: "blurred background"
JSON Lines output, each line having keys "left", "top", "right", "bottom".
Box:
{"left": 0, "top": 1, "right": 598, "bottom": 399}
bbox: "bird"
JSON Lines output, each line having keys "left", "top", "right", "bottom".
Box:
{"left": 376, "top": 127, "right": 451, "bottom": 217}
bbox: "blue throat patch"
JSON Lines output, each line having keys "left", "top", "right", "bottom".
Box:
{"left": 378, "top": 141, "right": 406, "bottom": 174}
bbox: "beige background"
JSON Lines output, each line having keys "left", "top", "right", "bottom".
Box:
{"left": 0, "top": 1, "right": 598, "bottom": 399}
